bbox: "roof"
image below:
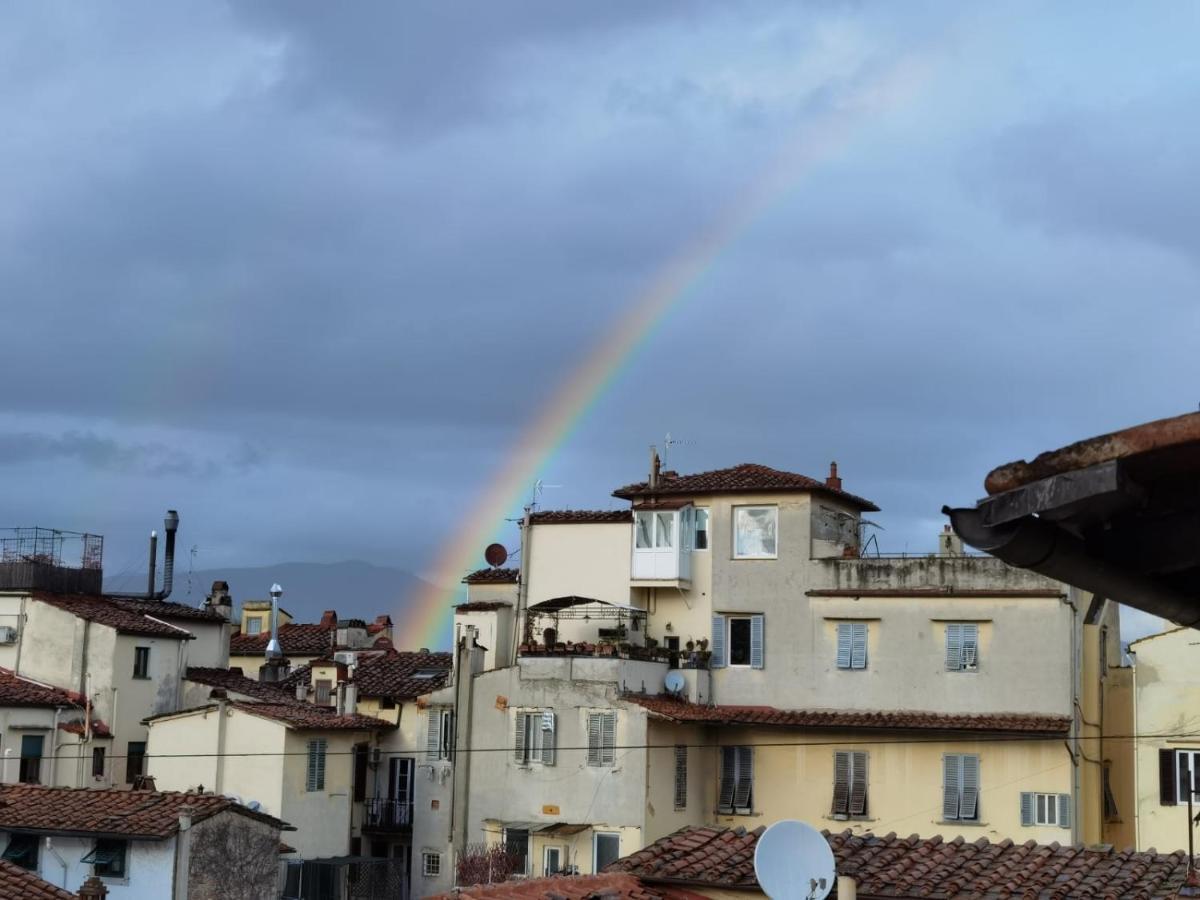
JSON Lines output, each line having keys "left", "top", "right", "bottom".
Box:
{"left": 230, "top": 622, "right": 334, "bottom": 655}
{"left": 456, "top": 600, "right": 513, "bottom": 613}
{"left": 806, "top": 588, "right": 1065, "bottom": 598}
{"left": 0, "top": 667, "right": 85, "bottom": 708}
{"left": 612, "top": 462, "right": 879, "bottom": 511}
{"left": 1127, "top": 625, "right": 1189, "bottom": 650}
{"left": 351, "top": 651, "right": 452, "bottom": 700}
{"left": 185, "top": 667, "right": 302, "bottom": 703}
{"left": 32, "top": 593, "right": 194, "bottom": 639}
{"left": 529, "top": 509, "right": 633, "bottom": 525}
{"left": 0, "top": 784, "right": 289, "bottom": 840}
{"left": 231, "top": 701, "right": 393, "bottom": 731}
{"left": 463, "top": 567, "right": 519, "bottom": 584}
{"left": 608, "top": 825, "right": 1200, "bottom": 899}
{"left": 109, "top": 597, "right": 227, "bottom": 623}
{"left": 623, "top": 695, "right": 1071, "bottom": 735}
{"left": 428, "top": 873, "right": 703, "bottom": 900}
{"left": 0, "top": 859, "right": 78, "bottom": 899}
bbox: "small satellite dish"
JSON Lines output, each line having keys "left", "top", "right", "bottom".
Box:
{"left": 753, "top": 819, "right": 835, "bottom": 900}
{"left": 484, "top": 543, "right": 508, "bottom": 567}
{"left": 664, "top": 671, "right": 686, "bottom": 696}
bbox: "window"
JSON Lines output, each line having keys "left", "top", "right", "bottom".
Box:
{"left": 587, "top": 712, "right": 616, "bottom": 766}
{"left": 126, "top": 741, "right": 146, "bottom": 785}
{"left": 942, "top": 754, "right": 980, "bottom": 822}
{"left": 832, "top": 751, "right": 868, "bottom": 818}
{"left": 426, "top": 708, "right": 453, "bottom": 761}
{"left": 513, "top": 710, "right": 556, "bottom": 766}
{"left": 282, "top": 860, "right": 302, "bottom": 899}
{"left": 1020, "top": 792, "right": 1071, "bottom": 828}
{"left": 593, "top": 832, "right": 620, "bottom": 872}
{"left": 718, "top": 746, "right": 754, "bottom": 814}
{"left": 422, "top": 852, "right": 441, "bottom": 877}
{"left": 83, "top": 838, "right": 127, "bottom": 878}
{"left": 315, "top": 680, "right": 333, "bottom": 705}
{"left": 945, "top": 624, "right": 979, "bottom": 671}
{"left": 504, "top": 828, "right": 529, "bottom": 875}
{"left": 1103, "top": 763, "right": 1119, "bottom": 820}
{"left": 246, "top": 617, "right": 263, "bottom": 635}
{"left": 711, "top": 614, "right": 764, "bottom": 669}
{"left": 733, "top": 506, "right": 777, "bottom": 559}
{"left": 306, "top": 739, "right": 327, "bottom": 792}
{"left": 1161, "top": 749, "right": 1200, "bottom": 805}
{"left": 353, "top": 743, "right": 369, "bottom": 802}
{"left": 634, "top": 511, "right": 675, "bottom": 549}
{"left": 1, "top": 834, "right": 38, "bottom": 870}
{"left": 674, "top": 745, "right": 688, "bottom": 809}
{"left": 92, "top": 747, "right": 106, "bottom": 779}
{"left": 19, "top": 735, "right": 43, "bottom": 784}
{"left": 693, "top": 508, "right": 709, "bottom": 550}
{"left": 836, "top": 622, "right": 868, "bottom": 670}
{"left": 544, "top": 846, "right": 562, "bottom": 875}
{"left": 133, "top": 646, "right": 150, "bottom": 679}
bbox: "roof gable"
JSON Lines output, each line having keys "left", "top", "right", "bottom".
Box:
{"left": 352, "top": 651, "right": 452, "bottom": 701}
{"left": 612, "top": 462, "right": 878, "bottom": 511}
{"left": 33, "top": 593, "right": 194, "bottom": 639}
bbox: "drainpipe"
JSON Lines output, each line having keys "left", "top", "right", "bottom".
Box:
{"left": 214, "top": 698, "right": 228, "bottom": 795}
{"left": 512, "top": 505, "right": 533, "bottom": 664}
{"left": 3, "top": 748, "right": 11, "bottom": 783}
{"left": 1068, "top": 593, "right": 1081, "bottom": 845}
{"left": 50, "top": 706, "right": 62, "bottom": 786}
{"left": 1133, "top": 652, "right": 1141, "bottom": 849}
{"left": 46, "top": 838, "right": 70, "bottom": 889}
{"left": 174, "top": 806, "right": 193, "bottom": 900}
{"left": 13, "top": 595, "right": 26, "bottom": 676}
{"left": 108, "top": 688, "right": 119, "bottom": 788}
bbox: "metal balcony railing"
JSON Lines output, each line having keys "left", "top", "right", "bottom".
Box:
{"left": 363, "top": 797, "right": 412, "bottom": 830}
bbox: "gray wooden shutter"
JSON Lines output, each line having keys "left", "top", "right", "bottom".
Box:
{"left": 962, "top": 624, "right": 979, "bottom": 668}
{"left": 1020, "top": 792, "right": 1034, "bottom": 826}
{"left": 426, "top": 710, "right": 441, "bottom": 761}
{"left": 1160, "top": 749, "right": 1178, "bottom": 805}
{"left": 719, "top": 747, "right": 736, "bottom": 812}
{"left": 851, "top": 622, "right": 868, "bottom": 669}
{"left": 674, "top": 746, "right": 687, "bottom": 809}
{"left": 942, "top": 754, "right": 960, "bottom": 820}
{"left": 541, "top": 711, "right": 556, "bottom": 766}
{"left": 832, "top": 751, "right": 850, "bottom": 815}
{"left": 850, "top": 751, "right": 868, "bottom": 816}
{"left": 734, "top": 746, "right": 753, "bottom": 810}
{"left": 960, "top": 754, "right": 980, "bottom": 820}
{"left": 945, "top": 624, "right": 963, "bottom": 671}
{"left": 1058, "top": 794, "right": 1072, "bottom": 829}
{"left": 307, "top": 739, "right": 326, "bottom": 791}
{"left": 711, "top": 616, "right": 726, "bottom": 668}
{"left": 836, "top": 623, "right": 852, "bottom": 669}
{"left": 587, "top": 713, "right": 602, "bottom": 766}
{"left": 601, "top": 712, "right": 616, "bottom": 765}
{"left": 514, "top": 712, "right": 527, "bottom": 764}
{"left": 750, "top": 615, "right": 764, "bottom": 669}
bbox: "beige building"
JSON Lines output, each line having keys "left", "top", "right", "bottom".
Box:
{"left": 228, "top": 608, "right": 395, "bottom": 674}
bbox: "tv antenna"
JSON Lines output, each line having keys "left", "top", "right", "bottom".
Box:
{"left": 753, "top": 819, "right": 835, "bottom": 900}
{"left": 661, "top": 432, "right": 695, "bottom": 468}
{"left": 529, "top": 479, "right": 562, "bottom": 510}
{"left": 187, "top": 545, "right": 199, "bottom": 599}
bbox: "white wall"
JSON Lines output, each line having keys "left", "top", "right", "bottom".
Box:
{"left": 4, "top": 832, "right": 177, "bottom": 899}
{"left": 175, "top": 619, "right": 229, "bottom": 669}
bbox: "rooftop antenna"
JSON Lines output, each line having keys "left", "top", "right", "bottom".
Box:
{"left": 661, "top": 432, "right": 696, "bottom": 469}
{"left": 753, "top": 819, "right": 835, "bottom": 900}
{"left": 187, "top": 545, "right": 199, "bottom": 600}
{"left": 530, "top": 479, "right": 561, "bottom": 510}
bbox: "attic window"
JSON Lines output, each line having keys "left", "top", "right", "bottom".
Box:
{"left": 413, "top": 670, "right": 441, "bottom": 679}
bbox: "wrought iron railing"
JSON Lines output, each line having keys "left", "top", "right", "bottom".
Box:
{"left": 363, "top": 797, "right": 412, "bottom": 829}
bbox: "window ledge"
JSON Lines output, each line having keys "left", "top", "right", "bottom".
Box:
{"left": 935, "top": 820, "right": 988, "bottom": 827}
{"left": 825, "top": 815, "right": 875, "bottom": 823}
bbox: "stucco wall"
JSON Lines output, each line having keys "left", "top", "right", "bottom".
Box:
{"left": 644, "top": 721, "right": 713, "bottom": 843}
{"left": 7, "top": 831, "right": 177, "bottom": 899}
{"left": 281, "top": 727, "right": 366, "bottom": 858}
{"left": 189, "top": 809, "right": 282, "bottom": 900}
{"left": 455, "top": 607, "right": 514, "bottom": 672}
{"left": 1104, "top": 665, "right": 1135, "bottom": 849}
{"left": 175, "top": 619, "right": 229, "bottom": 669}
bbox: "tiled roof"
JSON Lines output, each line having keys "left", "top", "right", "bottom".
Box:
{"left": 229, "top": 622, "right": 334, "bottom": 655}
{"left": 33, "top": 593, "right": 194, "bottom": 639}
{"left": 109, "top": 597, "right": 227, "bottom": 623}
{"left": 231, "top": 701, "right": 394, "bottom": 731}
{"left": 612, "top": 462, "right": 879, "bottom": 511}
{"left": 529, "top": 509, "right": 633, "bottom": 524}
{"left": 463, "top": 567, "right": 520, "bottom": 584}
{"left": 185, "top": 667, "right": 302, "bottom": 703}
{"left": 429, "top": 873, "right": 703, "bottom": 900}
{"left": 0, "top": 784, "right": 288, "bottom": 839}
{"left": 0, "top": 859, "right": 78, "bottom": 899}
{"left": 609, "top": 825, "right": 1200, "bottom": 899}
{"left": 623, "top": 695, "right": 1071, "bottom": 735}
{"left": 352, "top": 651, "right": 452, "bottom": 700}
{"left": 456, "top": 600, "right": 513, "bottom": 613}
{"left": 0, "top": 667, "right": 84, "bottom": 707}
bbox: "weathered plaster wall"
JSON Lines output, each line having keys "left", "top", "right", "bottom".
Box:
{"left": 189, "top": 809, "right": 282, "bottom": 900}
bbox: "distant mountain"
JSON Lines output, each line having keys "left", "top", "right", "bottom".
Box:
{"left": 104, "top": 560, "right": 441, "bottom": 631}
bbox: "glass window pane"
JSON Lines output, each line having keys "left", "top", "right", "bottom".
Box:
{"left": 729, "top": 618, "right": 751, "bottom": 666}
{"left": 694, "top": 510, "right": 709, "bottom": 550}
{"left": 735, "top": 508, "right": 777, "bottom": 557}
{"left": 635, "top": 513, "right": 653, "bottom": 549}
{"left": 655, "top": 513, "right": 674, "bottom": 548}
{"left": 595, "top": 833, "right": 620, "bottom": 871}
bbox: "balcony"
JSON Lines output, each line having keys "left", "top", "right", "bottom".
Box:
{"left": 362, "top": 797, "right": 412, "bottom": 831}
{"left": 631, "top": 506, "right": 692, "bottom": 586}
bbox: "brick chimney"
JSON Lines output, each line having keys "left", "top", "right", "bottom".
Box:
{"left": 78, "top": 876, "right": 108, "bottom": 899}
{"left": 826, "top": 461, "right": 842, "bottom": 491}
{"left": 319, "top": 610, "right": 338, "bottom": 630}
{"left": 204, "top": 581, "right": 233, "bottom": 621}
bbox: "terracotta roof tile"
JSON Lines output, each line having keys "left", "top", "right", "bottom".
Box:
{"left": 231, "top": 701, "right": 394, "bottom": 731}
{"left": 33, "top": 593, "right": 194, "bottom": 639}
{"left": 109, "top": 597, "right": 227, "bottom": 623}
{"left": 185, "top": 667, "right": 303, "bottom": 703}
{"left": 0, "top": 859, "right": 78, "bottom": 899}
{"left": 608, "top": 826, "right": 1198, "bottom": 898}
{"left": 428, "top": 873, "right": 703, "bottom": 900}
{"left": 0, "top": 784, "right": 288, "bottom": 839}
{"left": 529, "top": 510, "right": 633, "bottom": 525}
{"left": 352, "top": 651, "right": 452, "bottom": 701}
{"left": 612, "top": 462, "right": 879, "bottom": 511}
{"left": 623, "top": 694, "right": 1071, "bottom": 735}
{"left": 463, "top": 567, "right": 520, "bottom": 584}
{"left": 0, "top": 668, "right": 111, "bottom": 735}
{"left": 230, "top": 622, "right": 334, "bottom": 655}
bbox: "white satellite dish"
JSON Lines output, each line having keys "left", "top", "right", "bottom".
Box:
{"left": 753, "top": 819, "right": 835, "bottom": 900}
{"left": 664, "top": 671, "right": 686, "bottom": 696}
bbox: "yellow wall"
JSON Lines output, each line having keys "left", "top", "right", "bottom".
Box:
{"left": 644, "top": 722, "right": 713, "bottom": 843}
{"left": 1104, "top": 666, "right": 1136, "bottom": 848}
{"left": 482, "top": 823, "right": 643, "bottom": 877}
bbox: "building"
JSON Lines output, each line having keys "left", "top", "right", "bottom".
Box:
{"left": 446, "top": 456, "right": 1113, "bottom": 882}
{"left": 0, "top": 784, "right": 291, "bottom": 900}
{"left": 228, "top": 608, "right": 395, "bottom": 674}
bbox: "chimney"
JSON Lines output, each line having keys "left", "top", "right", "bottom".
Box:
{"left": 205, "top": 581, "right": 233, "bottom": 621}
{"left": 174, "top": 805, "right": 193, "bottom": 900}
{"left": 295, "top": 681, "right": 307, "bottom": 702}
{"left": 78, "top": 876, "right": 109, "bottom": 899}
{"left": 826, "top": 462, "right": 842, "bottom": 491}
{"left": 105, "top": 509, "right": 179, "bottom": 602}
{"left": 266, "top": 584, "right": 284, "bottom": 660}
{"left": 344, "top": 682, "right": 358, "bottom": 716}
{"left": 648, "top": 446, "right": 661, "bottom": 492}
{"left": 939, "top": 524, "right": 964, "bottom": 557}
{"left": 319, "top": 610, "right": 338, "bottom": 630}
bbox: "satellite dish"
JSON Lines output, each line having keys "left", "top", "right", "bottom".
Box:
{"left": 245, "top": 799, "right": 263, "bottom": 812}
{"left": 664, "top": 671, "right": 686, "bottom": 696}
{"left": 484, "top": 543, "right": 508, "bottom": 567}
{"left": 753, "top": 820, "right": 835, "bottom": 900}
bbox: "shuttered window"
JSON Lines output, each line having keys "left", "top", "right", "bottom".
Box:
{"left": 942, "top": 754, "right": 980, "bottom": 821}
{"left": 832, "top": 751, "right": 868, "bottom": 817}
{"left": 587, "top": 712, "right": 616, "bottom": 766}
{"left": 306, "top": 739, "right": 327, "bottom": 792}
{"left": 1020, "top": 792, "right": 1072, "bottom": 828}
{"left": 713, "top": 614, "right": 764, "bottom": 669}
{"left": 1167, "top": 749, "right": 1200, "bottom": 805}
{"left": 711, "top": 616, "right": 726, "bottom": 669}
{"left": 718, "top": 746, "right": 753, "bottom": 814}
{"left": 426, "top": 708, "right": 451, "bottom": 761}
{"left": 513, "top": 710, "right": 556, "bottom": 766}
{"left": 946, "top": 623, "right": 980, "bottom": 671}
{"left": 1103, "top": 764, "right": 1119, "bottom": 820}
{"left": 674, "top": 745, "right": 688, "bottom": 809}
{"left": 836, "top": 622, "right": 868, "bottom": 670}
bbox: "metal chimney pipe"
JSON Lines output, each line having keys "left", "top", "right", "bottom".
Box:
{"left": 147, "top": 531, "right": 158, "bottom": 597}
{"left": 266, "top": 583, "right": 283, "bottom": 659}
{"left": 103, "top": 509, "right": 180, "bottom": 603}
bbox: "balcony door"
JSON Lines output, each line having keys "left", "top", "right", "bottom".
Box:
{"left": 389, "top": 757, "right": 414, "bottom": 806}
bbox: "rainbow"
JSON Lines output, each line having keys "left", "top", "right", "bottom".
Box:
{"left": 400, "top": 52, "right": 936, "bottom": 651}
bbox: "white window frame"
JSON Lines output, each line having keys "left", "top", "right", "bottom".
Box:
{"left": 513, "top": 709, "right": 556, "bottom": 767}
{"left": 634, "top": 510, "right": 677, "bottom": 550}
{"left": 693, "top": 508, "right": 710, "bottom": 551}
{"left": 245, "top": 617, "right": 263, "bottom": 635}
{"left": 727, "top": 615, "right": 754, "bottom": 668}
{"left": 1176, "top": 749, "right": 1200, "bottom": 804}
{"left": 421, "top": 852, "right": 441, "bottom": 877}
{"left": 593, "top": 832, "right": 620, "bottom": 872}
{"left": 836, "top": 621, "right": 868, "bottom": 670}
{"left": 732, "top": 506, "right": 778, "bottom": 559}
{"left": 945, "top": 623, "right": 980, "bottom": 672}
{"left": 543, "top": 845, "right": 563, "bottom": 876}
{"left": 712, "top": 614, "right": 765, "bottom": 670}
{"left": 1034, "top": 792, "right": 1062, "bottom": 826}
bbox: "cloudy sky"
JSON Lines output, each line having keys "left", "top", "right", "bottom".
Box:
{"left": 3, "top": 3, "right": 1197, "bottom": 635}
